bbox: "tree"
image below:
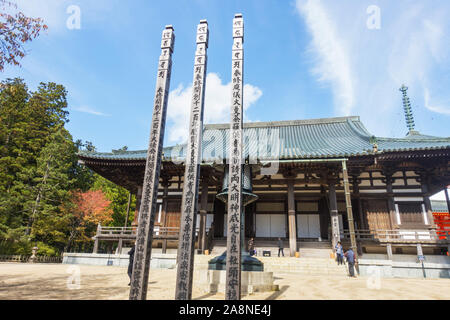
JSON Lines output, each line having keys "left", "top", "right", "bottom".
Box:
{"left": 0, "top": 0, "right": 48, "bottom": 71}
{"left": 63, "top": 189, "right": 113, "bottom": 252}
{"left": 92, "top": 174, "right": 135, "bottom": 227}
{"left": 70, "top": 140, "right": 95, "bottom": 192}
{"left": 0, "top": 79, "right": 73, "bottom": 253}
{"left": 20, "top": 126, "right": 75, "bottom": 237}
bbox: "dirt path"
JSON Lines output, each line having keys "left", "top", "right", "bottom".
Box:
{"left": 0, "top": 263, "right": 449, "bottom": 300}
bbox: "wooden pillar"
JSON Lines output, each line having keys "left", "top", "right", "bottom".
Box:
{"left": 245, "top": 202, "right": 255, "bottom": 238}
{"left": 175, "top": 20, "right": 209, "bottom": 301}
{"left": 352, "top": 176, "right": 365, "bottom": 230}
{"left": 420, "top": 175, "right": 436, "bottom": 229}
{"left": 124, "top": 192, "right": 132, "bottom": 228}
{"left": 225, "top": 14, "right": 244, "bottom": 301}
{"left": 93, "top": 223, "right": 101, "bottom": 253}
{"left": 129, "top": 25, "right": 175, "bottom": 301}
{"left": 328, "top": 182, "right": 340, "bottom": 250}
{"left": 287, "top": 179, "right": 297, "bottom": 256}
{"left": 214, "top": 199, "right": 225, "bottom": 238}
{"left": 318, "top": 197, "right": 329, "bottom": 240}
{"left": 161, "top": 182, "right": 169, "bottom": 254}
{"left": 117, "top": 238, "right": 123, "bottom": 255}
{"left": 386, "top": 175, "right": 399, "bottom": 229}
{"left": 386, "top": 243, "right": 393, "bottom": 260}
{"left": 133, "top": 187, "right": 143, "bottom": 227}
{"left": 199, "top": 178, "right": 209, "bottom": 254}
{"left": 93, "top": 238, "right": 99, "bottom": 254}
{"left": 358, "top": 198, "right": 366, "bottom": 230}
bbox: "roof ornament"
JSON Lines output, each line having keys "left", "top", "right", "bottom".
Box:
{"left": 369, "top": 135, "right": 378, "bottom": 153}
{"left": 399, "top": 84, "right": 417, "bottom": 135}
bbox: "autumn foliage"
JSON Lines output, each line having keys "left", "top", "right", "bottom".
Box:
{"left": 72, "top": 190, "right": 113, "bottom": 226}
{"left": 0, "top": 0, "right": 48, "bottom": 71}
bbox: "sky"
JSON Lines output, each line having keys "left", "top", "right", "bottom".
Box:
{"left": 2, "top": 0, "right": 450, "bottom": 199}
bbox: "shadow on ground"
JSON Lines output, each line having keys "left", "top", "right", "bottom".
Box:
{"left": 265, "top": 285, "right": 289, "bottom": 300}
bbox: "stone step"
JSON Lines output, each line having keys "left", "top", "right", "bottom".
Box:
{"left": 298, "top": 241, "right": 332, "bottom": 249}
{"left": 193, "top": 254, "right": 351, "bottom": 277}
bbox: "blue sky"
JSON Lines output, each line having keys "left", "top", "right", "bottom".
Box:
{"left": 3, "top": 1, "right": 450, "bottom": 198}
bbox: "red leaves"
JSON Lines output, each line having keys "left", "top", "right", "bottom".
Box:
{"left": 71, "top": 190, "right": 114, "bottom": 226}
{"left": 0, "top": 1, "right": 48, "bottom": 71}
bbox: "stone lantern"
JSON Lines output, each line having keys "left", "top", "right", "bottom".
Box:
{"left": 29, "top": 246, "right": 39, "bottom": 263}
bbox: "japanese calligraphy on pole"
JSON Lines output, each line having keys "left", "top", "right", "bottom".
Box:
{"left": 129, "top": 25, "right": 175, "bottom": 300}
{"left": 175, "top": 20, "right": 209, "bottom": 300}
{"left": 226, "top": 13, "right": 244, "bottom": 301}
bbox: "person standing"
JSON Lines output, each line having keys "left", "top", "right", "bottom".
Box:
{"left": 248, "top": 237, "right": 255, "bottom": 256}
{"left": 127, "top": 242, "right": 135, "bottom": 285}
{"left": 277, "top": 238, "right": 284, "bottom": 257}
{"left": 344, "top": 248, "right": 356, "bottom": 277}
{"left": 335, "top": 241, "right": 344, "bottom": 265}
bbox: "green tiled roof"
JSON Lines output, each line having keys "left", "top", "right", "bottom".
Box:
{"left": 78, "top": 116, "right": 450, "bottom": 163}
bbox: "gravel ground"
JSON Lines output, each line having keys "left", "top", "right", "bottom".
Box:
{"left": 0, "top": 263, "right": 449, "bottom": 300}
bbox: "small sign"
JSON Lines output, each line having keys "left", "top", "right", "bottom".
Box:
{"left": 107, "top": 260, "right": 113, "bottom": 266}
{"left": 418, "top": 255, "right": 425, "bottom": 262}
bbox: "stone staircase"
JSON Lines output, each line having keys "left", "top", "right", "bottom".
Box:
{"left": 204, "top": 238, "right": 350, "bottom": 277}
{"left": 297, "top": 241, "right": 334, "bottom": 259}
{"left": 210, "top": 239, "right": 334, "bottom": 258}
{"left": 257, "top": 257, "right": 349, "bottom": 277}
{"left": 194, "top": 254, "right": 349, "bottom": 277}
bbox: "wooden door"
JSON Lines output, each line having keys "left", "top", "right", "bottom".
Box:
{"left": 165, "top": 201, "right": 181, "bottom": 228}
{"left": 365, "top": 199, "right": 392, "bottom": 232}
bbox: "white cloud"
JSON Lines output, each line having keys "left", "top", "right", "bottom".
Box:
{"left": 166, "top": 72, "right": 262, "bottom": 144}
{"left": 14, "top": 0, "right": 119, "bottom": 35}
{"left": 295, "top": 0, "right": 450, "bottom": 137}
{"left": 296, "top": 0, "right": 354, "bottom": 115}
{"left": 15, "top": 0, "right": 70, "bottom": 34}
{"left": 72, "top": 106, "right": 110, "bottom": 117}
{"left": 424, "top": 88, "right": 450, "bottom": 115}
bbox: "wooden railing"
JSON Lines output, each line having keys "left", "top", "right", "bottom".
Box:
{"left": 97, "top": 226, "right": 137, "bottom": 236}
{"left": 97, "top": 226, "right": 180, "bottom": 238}
{"left": 97, "top": 225, "right": 211, "bottom": 239}
{"left": 341, "top": 229, "right": 450, "bottom": 242}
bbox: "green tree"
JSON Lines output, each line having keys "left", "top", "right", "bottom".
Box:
{"left": 0, "top": 78, "right": 30, "bottom": 194}
{"left": 0, "top": 79, "right": 74, "bottom": 254}
{"left": 92, "top": 174, "right": 135, "bottom": 228}
{"left": 20, "top": 126, "right": 75, "bottom": 237}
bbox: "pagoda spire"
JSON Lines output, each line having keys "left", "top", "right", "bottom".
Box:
{"left": 399, "top": 84, "right": 416, "bottom": 132}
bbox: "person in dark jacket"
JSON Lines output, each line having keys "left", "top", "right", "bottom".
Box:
{"left": 127, "top": 243, "right": 136, "bottom": 285}
{"left": 277, "top": 238, "right": 284, "bottom": 257}
{"left": 344, "top": 248, "right": 356, "bottom": 277}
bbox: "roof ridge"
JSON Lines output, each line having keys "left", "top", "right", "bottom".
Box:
{"left": 376, "top": 136, "right": 450, "bottom": 142}
{"left": 78, "top": 149, "right": 147, "bottom": 156}
{"left": 345, "top": 118, "right": 372, "bottom": 140}
{"left": 204, "top": 116, "right": 361, "bottom": 130}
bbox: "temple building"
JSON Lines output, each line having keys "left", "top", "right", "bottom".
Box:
{"left": 79, "top": 106, "right": 450, "bottom": 258}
